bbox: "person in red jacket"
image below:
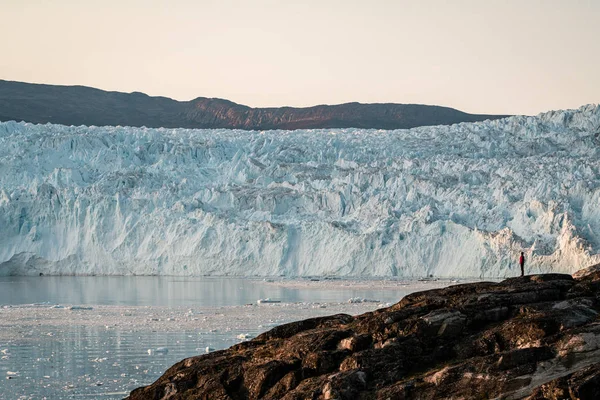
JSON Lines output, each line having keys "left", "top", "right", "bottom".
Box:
{"left": 519, "top": 252, "right": 525, "bottom": 277}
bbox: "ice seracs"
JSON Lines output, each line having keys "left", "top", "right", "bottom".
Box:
{"left": 0, "top": 105, "right": 599, "bottom": 277}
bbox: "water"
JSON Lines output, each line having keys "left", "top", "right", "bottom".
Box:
{"left": 0, "top": 276, "right": 440, "bottom": 399}
{"left": 0, "top": 276, "right": 406, "bottom": 307}
{"left": 1, "top": 327, "right": 233, "bottom": 399}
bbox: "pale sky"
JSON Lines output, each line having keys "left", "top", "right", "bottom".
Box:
{"left": 1, "top": 0, "right": 598, "bottom": 115}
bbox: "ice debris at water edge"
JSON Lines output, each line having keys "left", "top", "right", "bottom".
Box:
{"left": 0, "top": 104, "right": 599, "bottom": 277}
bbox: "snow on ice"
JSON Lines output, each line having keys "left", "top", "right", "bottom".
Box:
{"left": 0, "top": 105, "right": 600, "bottom": 277}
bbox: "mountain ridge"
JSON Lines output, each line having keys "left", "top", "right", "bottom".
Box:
{"left": 0, "top": 79, "right": 508, "bottom": 130}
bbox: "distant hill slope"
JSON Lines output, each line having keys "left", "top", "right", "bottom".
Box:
{"left": 0, "top": 80, "right": 508, "bottom": 129}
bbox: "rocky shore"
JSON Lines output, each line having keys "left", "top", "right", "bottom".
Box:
{"left": 128, "top": 269, "right": 600, "bottom": 399}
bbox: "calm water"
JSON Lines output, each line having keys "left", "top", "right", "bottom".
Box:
{"left": 0, "top": 277, "right": 418, "bottom": 399}
{"left": 0, "top": 276, "right": 405, "bottom": 307}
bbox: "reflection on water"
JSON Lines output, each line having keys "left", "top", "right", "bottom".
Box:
{"left": 1, "top": 326, "right": 242, "bottom": 399}
{"left": 0, "top": 276, "right": 415, "bottom": 399}
{"left": 0, "top": 276, "right": 406, "bottom": 306}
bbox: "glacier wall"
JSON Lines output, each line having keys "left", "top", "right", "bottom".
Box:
{"left": 1, "top": 104, "right": 600, "bottom": 277}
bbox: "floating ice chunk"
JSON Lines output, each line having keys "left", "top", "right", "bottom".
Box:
{"left": 258, "top": 322, "right": 279, "bottom": 328}
{"left": 6, "top": 371, "right": 18, "bottom": 378}
{"left": 237, "top": 333, "right": 254, "bottom": 340}
{"left": 147, "top": 347, "right": 169, "bottom": 355}
{"left": 347, "top": 297, "right": 380, "bottom": 304}
{"left": 257, "top": 298, "right": 280, "bottom": 304}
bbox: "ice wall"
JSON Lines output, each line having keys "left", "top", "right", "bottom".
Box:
{"left": 1, "top": 104, "right": 599, "bottom": 277}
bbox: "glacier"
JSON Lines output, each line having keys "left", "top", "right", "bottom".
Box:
{"left": 0, "top": 104, "right": 599, "bottom": 277}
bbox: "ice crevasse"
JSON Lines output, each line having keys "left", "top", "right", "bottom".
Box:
{"left": 0, "top": 104, "right": 599, "bottom": 277}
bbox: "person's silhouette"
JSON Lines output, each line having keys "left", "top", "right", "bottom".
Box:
{"left": 519, "top": 252, "right": 525, "bottom": 277}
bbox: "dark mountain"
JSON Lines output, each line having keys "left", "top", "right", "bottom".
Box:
{"left": 0, "top": 80, "right": 508, "bottom": 130}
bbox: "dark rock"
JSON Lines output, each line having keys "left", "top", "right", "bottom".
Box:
{"left": 127, "top": 273, "right": 600, "bottom": 399}
{"left": 257, "top": 314, "right": 353, "bottom": 341}
{"left": 527, "top": 362, "right": 600, "bottom": 400}
{"left": 338, "top": 334, "right": 372, "bottom": 352}
{"left": 496, "top": 347, "right": 555, "bottom": 371}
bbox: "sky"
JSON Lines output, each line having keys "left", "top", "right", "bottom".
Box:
{"left": 1, "top": 0, "right": 599, "bottom": 115}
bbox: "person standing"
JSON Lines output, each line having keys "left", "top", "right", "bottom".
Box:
{"left": 519, "top": 252, "right": 525, "bottom": 277}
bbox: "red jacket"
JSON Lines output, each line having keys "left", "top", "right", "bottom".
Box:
{"left": 519, "top": 255, "right": 524, "bottom": 264}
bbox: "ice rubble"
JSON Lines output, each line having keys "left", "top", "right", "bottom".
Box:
{"left": 0, "top": 104, "right": 599, "bottom": 277}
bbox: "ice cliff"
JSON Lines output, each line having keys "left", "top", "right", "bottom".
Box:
{"left": 1, "top": 104, "right": 599, "bottom": 277}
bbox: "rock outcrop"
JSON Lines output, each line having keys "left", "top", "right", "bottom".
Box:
{"left": 128, "top": 271, "right": 600, "bottom": 399}
{"left": 0, "top": 80, "right": 507, "bottom": 130}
